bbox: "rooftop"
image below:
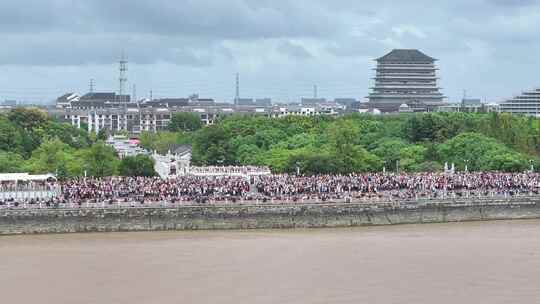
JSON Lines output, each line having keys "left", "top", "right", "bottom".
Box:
{"left": 377, "top": 49, "right": 436, "bottom": 62}
{"left": 80, "top": 92, "right": 131, "bottom": 102}
{"left": 172, "top": 144, "right": 192, "bottom": 156}
{"left": 81, "top": 92, "right": 117, "bottom": 100}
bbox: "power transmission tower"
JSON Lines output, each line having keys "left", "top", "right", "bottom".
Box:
{"left": 119, "top": 52, "right": 128, "bottom": 103}
{"left": 235, "top": 73, "right": 240, "bottom": 105}
{"left": 117, "top": 52, "right": 129, "bottom": 132}
{"left": 461, "top": 89, "right": 467, "bottom": 112}
{"left": 132, "top": 84, "right": 137, "bottom": 103}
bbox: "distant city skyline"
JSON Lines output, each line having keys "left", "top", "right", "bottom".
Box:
{"left": 1, "top": 0, "right": 540, "bottom": 103}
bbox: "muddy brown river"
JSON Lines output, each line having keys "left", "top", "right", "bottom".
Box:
{"left": 1, "top": 221, "right": 540, "bottom": 304}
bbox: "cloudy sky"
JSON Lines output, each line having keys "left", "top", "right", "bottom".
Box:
{"left": 0, "top": 0, "right": 539, "bottom": 103}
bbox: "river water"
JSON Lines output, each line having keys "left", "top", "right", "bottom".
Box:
{"left": 1, "top": 221, "right": 540, "bottom": 304}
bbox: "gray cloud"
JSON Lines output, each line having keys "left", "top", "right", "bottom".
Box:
{"left": 0, "top": 33, "right": 224, "bottom": 66}
{"left": 488, "top": 0, "right": 539, "bottom": 6}
{"left": 0, "top": 0, "right": 340, "bottom": 38}
{"left": 0, "top": 0, "right": 540, "bottom": 103}
{"left": 0, "top": 0, "right": 344, "bottom": 65}
{"left": 277, "top": 41, "right": 312, "bottom": 59}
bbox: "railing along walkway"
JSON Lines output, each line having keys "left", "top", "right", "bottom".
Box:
{"left": 1, "top": 193, "right": 539, "bottom": 211}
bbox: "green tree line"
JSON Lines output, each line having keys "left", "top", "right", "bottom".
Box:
{"left": 181, "top": 112, "right": 540, "bottom": 174}
{"left": 3, "top": 109, "right": 540, "bottom": 177}
{"left": 137, "top": 112, "right": 540, "bottom": 174}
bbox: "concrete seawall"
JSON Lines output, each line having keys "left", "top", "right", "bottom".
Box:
{"left": 2, "top": 198, "right": 540, "bottom": 235}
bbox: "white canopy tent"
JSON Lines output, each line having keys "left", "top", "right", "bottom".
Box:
{"left": 0, "top": 173, "right": 56, "bottom": 182}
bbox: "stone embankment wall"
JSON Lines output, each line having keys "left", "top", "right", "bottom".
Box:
{"left": 2, "top": 198, "right": 540, "bottom": 235}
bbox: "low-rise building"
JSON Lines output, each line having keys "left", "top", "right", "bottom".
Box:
{"left": 50, "top": 99, "right": 347, "bottom": 134}
{"left": 106, "top": 135, "right": 146, "bottom": 158}
{"left": 2, "top": 100, "right": 18, "bottom": 107}
{"left": 499, "top": 88, "right": 540, "bottom": 116}
{"left": 55, "top": 93, "right": 80, "bottom": 109}
{"left": 438, "top": 98, "right": 499, "bottom": 113}
{"left": 301, "top": 98, "right": 327, "bottom": 105}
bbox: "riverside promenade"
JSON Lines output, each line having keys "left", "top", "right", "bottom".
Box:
{"left": 1, "top": 197, "right": 540, "bottom": 235}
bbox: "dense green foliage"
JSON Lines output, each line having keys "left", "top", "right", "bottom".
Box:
{"left": 0, "top": 108, "right": 120, "bottom": 178}
{"left": 169, "top": 112, "right": 203, "bottom": 132}
{"left": 0, "top": 151, "right": 25, "bottom": 173}
{"left": 186, "top": 112, "right": 540, "bottom": 174}
{"left": 139, "top": 131, "right": 192, "bottom": 154}
{"left": 2, "top": 108, "right": 540, "bottom": 176}
{"left": 118, "top": 154, "right": 156, "bottom": 177}
{"left": 0, "top": 108, "right": 91, "bottom": 158}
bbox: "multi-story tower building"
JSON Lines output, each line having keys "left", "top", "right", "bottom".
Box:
{"left": 499, "top": 88, "right": 540, "bottom": 117}
{"left": 366, "top": 49, "right": 446, "bottom": 112}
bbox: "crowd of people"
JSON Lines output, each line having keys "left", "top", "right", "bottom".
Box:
{"left": 255, "top": 173, "right": 540, "bottom": 200}
{"left": 1, "top": 172, "right": 540, "bottom": 208}
{"left": 61, "top": 176, "right": 251, "bottom": 203}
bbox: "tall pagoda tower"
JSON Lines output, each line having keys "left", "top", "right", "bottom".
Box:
{"left": 366, "top": 49, "right": 445, "bottom": 112}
